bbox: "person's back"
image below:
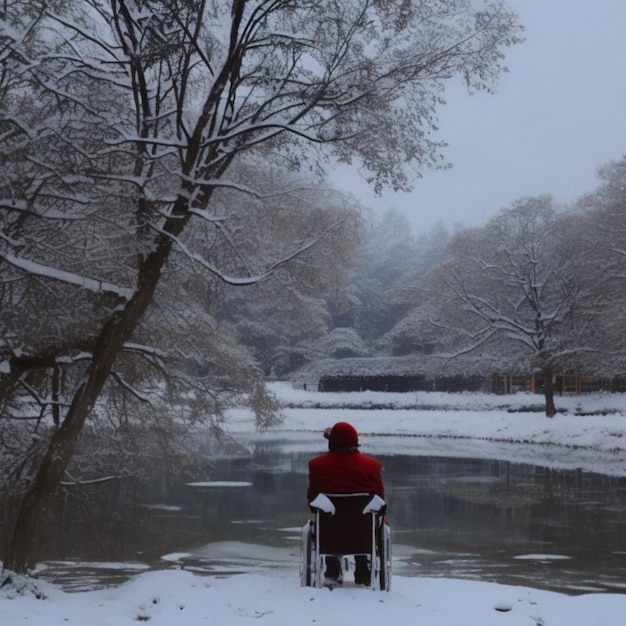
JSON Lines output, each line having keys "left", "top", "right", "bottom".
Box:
{"left": 307, "top": 421, "right": 385, "bottom": 585}
{"left": 307, "top": 445, "right": 384, "bottom": 502}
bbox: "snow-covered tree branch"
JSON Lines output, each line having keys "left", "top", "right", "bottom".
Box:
{"left": 0, "top": 0, "right": 522, "bottom": 572}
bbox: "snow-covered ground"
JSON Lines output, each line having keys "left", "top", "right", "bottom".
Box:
{"left": 2, "top": 383, "right": 626, "bottom": 625}
{"left": 3, "top": 567, "right": 625, "bottom": 626}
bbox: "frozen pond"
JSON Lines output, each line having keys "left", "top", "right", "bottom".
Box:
{"left": 32, "top": 433, "right": 626, "bottom": 595}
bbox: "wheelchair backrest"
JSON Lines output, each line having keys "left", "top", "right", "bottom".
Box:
{"left": 315, "top": 493, "right": 377, "bottom": 556}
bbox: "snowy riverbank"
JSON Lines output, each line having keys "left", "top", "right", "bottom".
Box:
{"left": 3, "top": 561, "right": 625, "bottom": 626}
{"left": 225, "top": 382, "right": 626, "bottom": 476}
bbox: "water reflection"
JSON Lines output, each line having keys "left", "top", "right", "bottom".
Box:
{"left": 14, "top": 434, "right": 626, "bottom": 594}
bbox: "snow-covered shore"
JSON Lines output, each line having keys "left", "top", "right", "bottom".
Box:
{"left": 263, "top": 383, "right": 626, "bottom": 453}
{"left": 3, "top": 384, "right": 626, "bottom": 625}
{"left": 3, "top": 562, "right": 625, "bottom": 626}
{"left": 226, "top": 382, "right": 626, "bottom": 476}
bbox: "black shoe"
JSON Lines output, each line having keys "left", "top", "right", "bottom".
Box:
{"left": 354, "top": 567, "right": 371, "bottom": 586}
{"left": 324, "top": 556, "right": 341, "bottom": 580}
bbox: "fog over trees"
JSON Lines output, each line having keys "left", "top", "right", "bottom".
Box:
{"left": 364, "top": 156, "right": 626, "bottom": 416}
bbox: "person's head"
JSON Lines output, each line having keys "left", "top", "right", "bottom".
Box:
{"left": 327, "top": 421, "right": 359, "bottom": 451}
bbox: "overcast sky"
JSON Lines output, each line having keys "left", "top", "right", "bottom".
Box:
{"left": 333, "top": 0, "right": 626, "bottom": 235}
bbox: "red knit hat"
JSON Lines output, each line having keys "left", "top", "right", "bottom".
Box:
{"left": 328, "top": 422, "right": 359, "bottom": 450}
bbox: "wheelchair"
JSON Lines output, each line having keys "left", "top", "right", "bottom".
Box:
{"left": 300, "top": 492, "right": 391, "bottom": 591}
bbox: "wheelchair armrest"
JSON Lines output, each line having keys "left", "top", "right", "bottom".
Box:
{"left": 362, "top": 494, "right": 386, "bottom": 515}
{"left": 309, "top": 493, "right": 336, "bottom": 514}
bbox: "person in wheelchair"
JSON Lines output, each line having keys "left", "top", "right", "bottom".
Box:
{"left": 307, "top": 421, "right": 385, "bottom": 586}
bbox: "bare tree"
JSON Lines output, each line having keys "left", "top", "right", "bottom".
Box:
{"left": 422, "top": 196, "right": 603, "bottom": 416}
{"left": 207, "top": 169, "right": 364, "bottom": 375}
{"left": 572, "top": 156, "right": 626, "bottom": 376}
{"left": 0, "top": 0, "right": 522, "bottom": 572}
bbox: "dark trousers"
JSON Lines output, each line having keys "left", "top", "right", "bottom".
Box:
{"left": 325, "top": 555, "right": 370, "bottom": 582}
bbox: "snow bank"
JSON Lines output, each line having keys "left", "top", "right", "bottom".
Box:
{"left": 2, "top": 568, "right": 625, "bottom": 626}
{"left": 224, "top": 382, "right": 626, "bottom": 475}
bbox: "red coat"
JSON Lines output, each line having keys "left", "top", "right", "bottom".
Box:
{"left": 307, "top": 449, "right": 385, "bottom": 503}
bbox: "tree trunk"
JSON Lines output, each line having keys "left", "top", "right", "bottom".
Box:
{"left": 542, "top": 365, "right": 557, "bottom": 418}
{"left": 4, "top": 235, "right": 174, "bottom": 573}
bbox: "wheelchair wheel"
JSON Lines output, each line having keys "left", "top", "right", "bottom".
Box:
{"left": 300, "top": 520, "right": 314, "bottom": 587}
{"left": 377, "top": 523, "right": 392, "bottom": 591}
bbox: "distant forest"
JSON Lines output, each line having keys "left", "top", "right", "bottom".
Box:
{"left": 221, "top": 156, "right": 626, "bottom": 400}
